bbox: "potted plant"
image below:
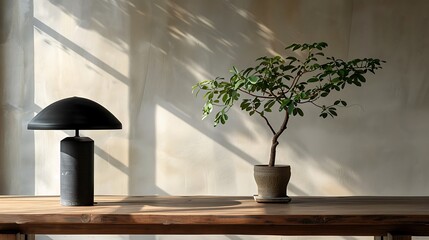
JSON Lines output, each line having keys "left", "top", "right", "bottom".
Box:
{"left": 192, "top": 42, "right": 384, "bottom": 202}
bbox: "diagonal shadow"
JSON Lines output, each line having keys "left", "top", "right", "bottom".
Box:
{"left": 158, "top": 101, "right": 307, "bottom": 196}
{"left": 159, "top": 101, "right": 260, "bottom": 166}
{"left": 94, "top": 145, "right": 128, "bottom": 175}
{"left": 32, "top": 17, "right": 129, "bottom": 85}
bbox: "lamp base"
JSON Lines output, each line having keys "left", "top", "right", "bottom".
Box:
{"left": 60, "top": 136, "right": 94, "bottom": 206}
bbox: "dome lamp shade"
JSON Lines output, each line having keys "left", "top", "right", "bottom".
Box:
{"left": 28, "top": 96, "right": 122, "bottom": 130}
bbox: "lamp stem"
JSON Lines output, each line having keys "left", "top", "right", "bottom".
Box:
{"left": 75, "top": 129, "right": 79, "bottom": 137}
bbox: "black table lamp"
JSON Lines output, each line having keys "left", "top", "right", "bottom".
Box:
{"left": 28, "top": 97, "right": 122, "bottom": 206}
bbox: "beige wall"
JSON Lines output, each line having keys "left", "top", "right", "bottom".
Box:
{"left": 1, "top": 0, "right": 429, "bottom": 240}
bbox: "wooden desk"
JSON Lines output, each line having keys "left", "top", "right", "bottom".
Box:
{"left": 1, "top": 196, "right": 429, "bottom": 240}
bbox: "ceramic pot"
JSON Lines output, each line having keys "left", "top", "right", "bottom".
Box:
{"left": 254, "top": 165, "right": 291, "bottom": 201}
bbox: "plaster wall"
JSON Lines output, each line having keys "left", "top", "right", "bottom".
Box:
{"left": 1, "top": 0, "right": 429, "bottom": 240}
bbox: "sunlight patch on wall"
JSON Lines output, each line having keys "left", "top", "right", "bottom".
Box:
{"left": 168, "top": 26, "right": 213, "bottom": 53}
{"left": 286, "top": 148, "right": 354, "bottom": 196}
{"left": 155, "top": 104, "right": 210, "bottom": 195}
{"left": 154, "top": 105, "right": 255, "bottom": 196}
{"left": 183, "top": 59, "right": 212, "bottom": 82}
{"left": 196, "top": 16, "right": 215, "bottom": 30}
{"left": 257, "top": 23, "right": 274, "bottom": 41}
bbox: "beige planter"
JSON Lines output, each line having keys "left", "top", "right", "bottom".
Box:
{"left": 253, "top": 165, "right": 291, "bottom": 203}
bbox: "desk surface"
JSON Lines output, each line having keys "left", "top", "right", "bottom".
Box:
{"left": 1, "top": 196, "right": 429, "bottom": 236}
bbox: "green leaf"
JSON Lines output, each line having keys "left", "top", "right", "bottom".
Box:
{"left": 191, "top": 84, "right": 199, "bottom": 93}
{"left": 282, "top": 65, "right": 295, "bottom": 71}
{"left": 203, "top": 102, "right": 213, "bottom": 111}
{"left": 296, "top": 108, "right": 304, "bottom": 116}
{"left": 287, "top": 102, "right": 295, "bottom": 114}
{"left": 240, "top": 100, "right": 250, "bottom": 110}
{"left": 338, "top": 69, "right": 347, "bottom": 77}
{"left": 292, "top": 44, "right": 301, "bottom": 51}
{"left": 331, "top": 78, "right": 341, "bottom": 83}
{"left": 285, "top": 44, "right": 295, "bottom": 50}
{"left": 248, "top": 75, "right": 259, "bottom": 84}
{"left": 300, "top": 92, "right": 308, "bottom": 99}
{"left": 220, "top": 116, "right": 225, "bottom": 124}
{"left": 357, "top": 74, "right": 366, "bottom": 82}
{"left": 202, "top": 102, "right": 213, "bottom": 120}
{"left": 222, "top": 113, "right": 228, "bottom": 123}
{"left": 234, "top": 79, "right": 244, "bottom": 89}
{"left": 280, "top": 99, "right": 291, "bottom": 110}
{"left": 302, "top": 43, "right": 309, "bottom": 50}
{"left": 319, "top": 42, "right": 328, "bottom": 48}
{"left": 264, "top": 100, "right": 276, "bottom": 110}
{"left": 214, "top": 112, "right": 223, "bottom": 125}
{"left": 307, "top": 77, "right": 319, "bottom": 83}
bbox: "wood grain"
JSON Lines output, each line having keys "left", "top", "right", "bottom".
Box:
{"left": 1, "top": 196, "right": 429, "bottom": 236}
{"left": 0, "top": 233, "right": 34, "bottom": 240}
{"left": 0, "top": 234, "right": 17, "bottom": 240}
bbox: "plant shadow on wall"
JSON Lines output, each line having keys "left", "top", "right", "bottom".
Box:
{"left": 47, "top": 0, "right": 131, "bottom": 52}
{"left": 193, "top": 42, "right": 384, "bottom": 200}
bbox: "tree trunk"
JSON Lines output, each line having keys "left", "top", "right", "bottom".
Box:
{"left": 268, "top": 111, "right": 290, "bottom": 167}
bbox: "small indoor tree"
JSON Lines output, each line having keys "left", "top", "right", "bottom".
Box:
{"left": 192, "top": 42, "right": 384, "bottom": 201}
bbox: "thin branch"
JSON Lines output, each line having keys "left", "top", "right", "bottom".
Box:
{"left": 238, "top": 89, "right": 276, "bottom": 99}
{"left": 299, "top": 91, "right": 322, "bottom": 105}
{"left": 283, "top": 50, "right": 315, "bottom": 95}
{"left": 255, "top": 110, "right": 276, "bottom": 135}
{"left": 310, "top": 101, "right": 323, "bottom": 108}
{"left": 284, "top": 67, "right": 307, "bottom": 95}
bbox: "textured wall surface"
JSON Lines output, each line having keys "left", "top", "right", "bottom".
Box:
{"left": 1, "top": 0, "right": 429, "bottom": 240}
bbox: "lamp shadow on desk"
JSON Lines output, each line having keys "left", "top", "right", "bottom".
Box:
{"left": 97, "top": 196, "right": 243, "bottom": 209}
